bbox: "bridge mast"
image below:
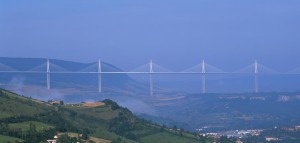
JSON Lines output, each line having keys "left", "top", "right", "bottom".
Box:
{"left": 202, "top": 60, "right": 206, "bottom": 94}
{"left": 98, "top": 59, "right": 102, "bottom": 93}
{"left": 254, "top": 60, "right": 259, "bottom": 93}
{"left": 150, "top": 60, "right": 154, "bottom": 96}
{"left": 47, "top": 59, "right": 50, "bottom": 90}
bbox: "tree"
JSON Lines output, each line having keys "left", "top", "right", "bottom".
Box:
{"left": 173, "top": 125, "right": 177, "bottom": 131}
{"left": 0, "top": 123, "right": 9, "bottom": 135}
{"left": 102, "top": 99, "right": 120, "bottom": 110}
{"left": 26, "top": 123, "right": 38, "bottom": 143}
{"left": 219, "top": 136, "right": 235, "bottom": 143}
{"left": 58, "top": 134, "right": 72, "bottom": 143}
{"left": 179, "top": 128, "right": 184, "bottom": 136}
{"left": 112, "top": 137, "right": 122, "bottom": 143}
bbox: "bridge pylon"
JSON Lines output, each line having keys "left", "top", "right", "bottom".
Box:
{"left": 98, "top": 59, "right": 102, "bottom": 93}
{"left": 47, "top": 59, "right": 50, "bottom": 90}
{"left": 202, "top": 60, "right": 206, "bottom": 94}
{"left": 150, "top": 60, "right": 154, "bottom": 96}
{"left": 254, "top": 60, "right": 259, "bottom": 93}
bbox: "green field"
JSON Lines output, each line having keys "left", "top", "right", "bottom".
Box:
{"left": 66, "top": 105, "right": 120, "bottom": 120}
{"left": 0, "top": 90, "right": 53, "bottom": 119}
{"left": 9, "top": 121, "right": 54, "bottom": 132}
{"left": 92, "top": 126, "right": 137, "bottom": 143}
{"left": 66, "top": 132, "right": 111, "bottom": 143}
{"left": 0, "top": 134, "right": 23, "bottom": 142}
{"left": 140, "top": 132, "right": 199, "bottom": 143}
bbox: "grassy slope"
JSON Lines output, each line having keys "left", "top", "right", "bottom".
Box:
{"left": 67, "top": 132, "right": 111, "bottom": 143}
{"left": 0, "top": 134, "right": 23, "bottom": 142}
{"left": 65, "top": 101, "right": 201, "bottom": 143}
{"left": 140, "top": 132, "right": 197, "bottom": 143}
{"left": 65, "top": 104, "right": 145, "bottom": 143}
{"left": 0, "top": 89, "right": 205, "bottom": 143}
{"left": 91, "top": 127, "right": 138, "bottom": 143}
{"left": 8, "top": 121, "right": 54, "bottom": 132}
{"left": 0, "top": 90, "right": 51, "bottom": 119}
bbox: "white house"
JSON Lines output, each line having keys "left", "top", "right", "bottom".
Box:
{"left": 47, "top": 139, "right": 57, "bottom": 143}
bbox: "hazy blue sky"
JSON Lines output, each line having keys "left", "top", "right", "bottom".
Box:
{"left": 1, "top": 0, "right": 300, "bottom": 71}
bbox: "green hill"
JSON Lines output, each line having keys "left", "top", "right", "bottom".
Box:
{"left": 0, "top": 89, "right": 212, "bottom": 143}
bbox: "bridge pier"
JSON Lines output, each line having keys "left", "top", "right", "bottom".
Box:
{"left": 150, "top": 60, "right": 154, "bottom": 96}
{"left": 254, "top": 60, "right": 259, "bottom": 93}
{"left": 98, "top": 59, "right": 102, "bottom": 93}
{"left": 47, "top": 59, "right": 50, "bottom": 90}
{"left": 202, "top": 60, "right": 206, "bottom": 94}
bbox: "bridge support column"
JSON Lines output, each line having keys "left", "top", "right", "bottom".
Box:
{"left": 202, "top": 60, "right": 206, "bottom": 94}
{"left": 47, "top": 59, "right": 50, "bottom": 90}
{"left": 150, "top": 60, "right": 154, "bottom": 96}
{"left": 98, "top": 59, "right": 102, "bottom": 93}
{"left": 254, "top": 60, "right": 259, "bottom": 93}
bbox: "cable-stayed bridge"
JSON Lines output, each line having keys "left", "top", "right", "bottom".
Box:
{"left": 0, "top": 59, "right": 299, "bottom": 95}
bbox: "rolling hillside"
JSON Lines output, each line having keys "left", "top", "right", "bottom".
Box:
{"left": 0, "top": 89, "right": 211, "bottom": 143}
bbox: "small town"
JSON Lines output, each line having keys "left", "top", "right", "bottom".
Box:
{"left": 200, "top": 129, "right": 262, "bottom": 139}
{"left": 198, "top": 125, "right": 300, "bottom": 142}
